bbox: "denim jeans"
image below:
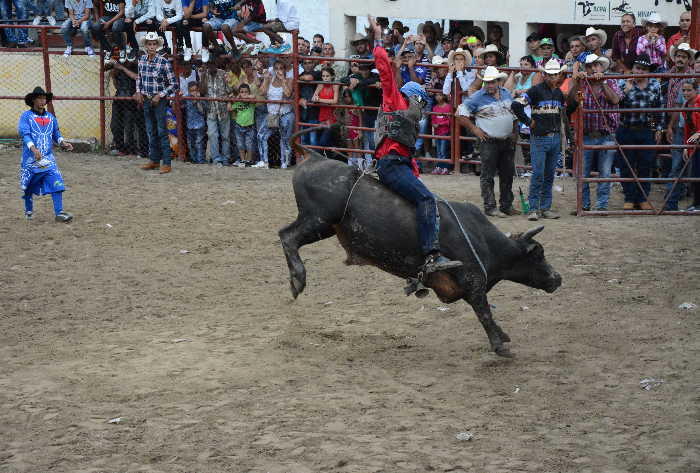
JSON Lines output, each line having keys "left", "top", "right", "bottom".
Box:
{"left": 529, "top": 133, "right": 561, "bottom": 211}
{"left": 480, "top": 137, "right": 515, "bottom": 211}
{"left": 187, "top": 127, "right": 205, "bottom": 163}
{"left": 255, "top": 106, "right": 268, "bottom": 162}
{"left": 582, "top": 134, "right": 616, "bottom": 209}
{"left": 435, "top": 136, "right": 450, "bottom": 160}
{"left": 259, "top": 111, "right": 294, "bottom": 166}
{"left": 143, "top": 97, "right": 171, "bottom": 165}
{"left": 91, "top": 16, "right": 125, "bottom": 51}
{"left": 207, "top": 113, "right": 230, "bottom": 164}
{"left": 377, "top": 153, "right": 440, "bottom": 256}
{"left": 1, "top": 0, "right": 29, "bottom": 44}
{"left": 665, "top": 127, "right": 686, "bottom": 209}
{"left": 60, "top": 18, "right": 91, "bottom": 47}
{"left": 616, "top": 127, "right": 655, "bottom": 204}
{"left": 362, "top": 112, "right": 376, "bottom": 167}
{"left": 415, "top": 114, "right": 429, "bottom": 152}
{"left": 52, "top": 0, "right": 64, "bottom": 20}
{"left": 301, "top": 118, "right": 319, "bottom": 147}
{"left": 34, "top": 0, "right": 50, "bottom": 16}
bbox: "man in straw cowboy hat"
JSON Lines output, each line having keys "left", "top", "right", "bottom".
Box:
{"left": 135, "top": 31, "right": 177, "bottom": 174}
{"left": 617, "top": 53, "right": 663, "bottom": 210}
{"left": 458, "top": 66, "right": 519, "bottom": 218}
{"left": 568, "top": 54, "right": 622, "bottom": 212}
{"left": 512, "top": 58, "right": 574, "bottom": 221}
{"left": 367, "top": 15, "right": 463, "bottom": 276}
{"left": 18, "top": 87, "right": 74, "bottom": 222}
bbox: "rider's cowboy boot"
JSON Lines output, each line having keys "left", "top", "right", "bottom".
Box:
{"left": 422, "top": 253, "right": 463, "bottom": 275}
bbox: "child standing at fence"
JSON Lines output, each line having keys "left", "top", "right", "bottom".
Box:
{"left": 338, "top": 88, "right": 362, "bottom": 168}
{"left": 230, "top": 83, "right": 257, "bottom": 165}
{"left": 185, "top": 81, "right": 207, "bottom": 163}
{"left": 313, "top": 67, "right": 340, "bottom": 148}
{"left": 18, "top": 87, "right": 74, "bottom": 223}
{"left": 431, "top": 91, "right": 452, "bottom": 174}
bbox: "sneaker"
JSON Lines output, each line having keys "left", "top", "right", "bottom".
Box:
{"left": 47, "top": 16, "right": 56, "bottom": 26}
{"left": 423, "top": 254, "right": 463, "bottom": 275}
{"left": 25, "top": 211, "right": 33, "bottom": 220}
{"left": 685, "top": 205, "right": 698, "bottom": 212}
{"left": 521, "top": 171, "right": 533, "bottom": 178}
{"left": 103, "top": 49, "right": 112, "bottom": 61}
{"left": 55, "top": 211, "right": 73, "bottom": 223}
{"left": 32, "top": 16, "right": 42, "bottom": 26}
{"left": 183, "top": 47, "right": 192, "bottom": 62}
{"left": 540, "top": 210, "right": 560, "bottom": 219}
{"left": 430, "top": 167, "right": 442, "bottom": 175}
{"left": 527, "top": 211, "right": 539, "bottom": 221}
{"left": 85, "top": 46, "right": 95, "bottom": 57}
{"left": 484, "top": 208, "right": 507, "bottom": 218}
{"left": 252, "top": 161, "right": 268, "bottom": 168}
{"left": 118, "top": 49, "right": 126, "bottom": 63}
{"left": 63, "top": 46, "right": 72, "bottom": 57}
{"left": 215, "top": 162, "right": 224, "bottom": 168}
{"left": 500, "top": 207, "right": 522, "bottom": 216}
{"left": 126, "top": 47, "right": 136, "bottom": 61}
{"left": 201, "top": 47, "right": 210, "bottom": 63}
{"left": 281, "top": 162, "right": 288, "bottom": 169}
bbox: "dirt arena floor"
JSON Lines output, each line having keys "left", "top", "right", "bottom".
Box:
{"left": 1, "top": 149, "right": 698, "bottom": 473}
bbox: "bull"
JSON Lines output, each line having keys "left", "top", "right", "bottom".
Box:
{"left": 279, "top": 130, "right": 562, "bottom": 357}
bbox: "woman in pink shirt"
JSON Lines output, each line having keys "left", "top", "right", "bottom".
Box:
{"left": 431, "top": 91, "right": 452, "bottom": 174}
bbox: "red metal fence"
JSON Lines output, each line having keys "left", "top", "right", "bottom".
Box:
{"left": 1, "top": 24, "right": 698, "bottom": 215}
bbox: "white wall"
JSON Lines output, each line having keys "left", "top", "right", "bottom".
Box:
{"left": 326, "top": 0, "right": 690, "bottom": 65}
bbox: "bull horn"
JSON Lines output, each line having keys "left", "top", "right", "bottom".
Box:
{"left": 521, "top": 225, "right": 544, "bottom": 240}
{"left": 289, "top": 126, "right": 326, "bottom": 159}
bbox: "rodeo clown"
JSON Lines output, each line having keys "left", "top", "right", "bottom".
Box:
{"left": 18, "top": 87, "right": 74, "bottom": 223}
{"left": 367, "top": 16, "right": 463, "bottom": 275}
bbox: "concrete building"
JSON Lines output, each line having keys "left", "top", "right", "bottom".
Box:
{"left": 328, "top": 0, "right": 691, "bottom": 63}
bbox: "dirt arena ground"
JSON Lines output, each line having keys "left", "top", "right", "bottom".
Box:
{"left": 1, "top": 149, "right": 698, "bottom": 473}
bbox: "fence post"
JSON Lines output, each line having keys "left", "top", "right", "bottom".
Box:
{"left": 291, "top": 30, "right": 301, "bottom": 161}
{"left": 575, "top": 90, "right": 585, "bottom": 216}
{"left": 453, "top": 72, "right": 461, "bottom": 173}
{"left": 173, "top": 60, "right": 186, "bottom": 161}
{"left": 40, "top": 28, "right": 55, "bottom": 116}
{"left": 99, "top": 50, "right": 106, "bottom": 151}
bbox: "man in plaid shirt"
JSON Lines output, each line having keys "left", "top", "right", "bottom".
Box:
{"left": 569, "top": 54, "right": 622, "bottom": 211}
{"left": 135, "top": 32, "right": 177, "bottom": 174}
{"left": 616, "top": 53, "right": 663, "bottom": 211}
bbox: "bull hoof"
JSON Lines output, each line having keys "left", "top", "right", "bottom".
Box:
{"left": 290, "top": 276, "right": 305, "bottom": 299}
{"left": 495, "top": 346, "right": 515, "bottom": 358}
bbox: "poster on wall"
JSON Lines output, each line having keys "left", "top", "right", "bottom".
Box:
{"left": 573, "top": 0, "right": 691, "bottom": 23}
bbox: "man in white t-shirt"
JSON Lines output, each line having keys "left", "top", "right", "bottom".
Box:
{"left": 260, "top": 0, "right": 298, "bottom": 54}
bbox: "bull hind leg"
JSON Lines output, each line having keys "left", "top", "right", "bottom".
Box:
{"left": 279, "top": 218, "right": 336, "bottom": 299}
{"left": 466, "top": 295, "right": 513, "bottom": 357}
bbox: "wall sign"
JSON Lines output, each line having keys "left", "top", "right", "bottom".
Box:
{"left": 573, "top": 0, "right": 690, "bottom": 23}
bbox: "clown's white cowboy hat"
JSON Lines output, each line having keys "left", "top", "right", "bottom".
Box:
{"left": 447, "top": 48, "right": 471, "bottom": 66}
{"left": 139, "top": 31, "right": 164, "bottom": 48}
{"left": 540, "top": 58, "right": 567, "bottom": 74}
{"left": 584, "top": 53, "right": 610, "bottom": 71}
{"left": 481, "top": 66, "right": 506, "bottom": 82}
{"left": 584, "top": 27, "right": 607, "bottom": 47}
{"left": 642, "top": 12, "right": 667, "bottom": 28}
{"left": 670, "top": 42, "right": 697, "bottom": 58}
{"left": 479, "top": 43, "right": 504, "bottom": 63}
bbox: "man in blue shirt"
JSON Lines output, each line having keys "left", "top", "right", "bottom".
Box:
{"left": 201, "top": 0, "right": 238, "bottom": 62}
{"left": 458, "top": 66, "right": 519, "bottom": 217}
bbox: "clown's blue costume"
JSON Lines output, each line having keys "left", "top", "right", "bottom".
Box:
{"left": 18, "top": 101, "right": 71, "bottom": 222}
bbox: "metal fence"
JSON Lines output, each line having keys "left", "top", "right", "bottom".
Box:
{"left": 1, "top": 25, "right": 698, "bottom": 215}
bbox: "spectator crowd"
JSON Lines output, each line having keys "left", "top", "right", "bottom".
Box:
{"left": 3, "top": 3, "right": 699, "bottom": 213}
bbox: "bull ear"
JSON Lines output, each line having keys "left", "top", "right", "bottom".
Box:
{"left": 521, "top": 225, "right": 544, "bottom": 241}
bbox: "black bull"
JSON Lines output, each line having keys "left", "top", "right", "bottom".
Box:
{"left": 279, "top": 132, "right": 562, "bottom": 357}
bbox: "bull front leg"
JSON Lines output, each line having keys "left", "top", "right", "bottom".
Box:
{"left": 278, "top": 217, "right": 336, "bottom": 299}
{"left": 466, "top": 295, "right": 513, "bottom": 357}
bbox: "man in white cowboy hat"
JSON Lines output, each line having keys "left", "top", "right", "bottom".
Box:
{"left": 512, "top": 59, "right": 572, "bottom": 220}
{"left": 135, "top": 31, "right": 177, "bottom": 174}
{"left": 584, "top": 27, "right": 610, "bottom": 59}
{"left": 348, "top": 32, "right": 371, "bottom": 59}
{"left": 480, "top": 43, "right": 504, "bottom": 67}
{"left": 458, "top": 66, "right": 519, "bottom": 217}
{"left": 663, "top": 42, "right": 696, "bottom": 209}
{"left": 568, "top": 54, "right": 622, "bottom": 212}
{"left": 637, "top": 13, "right": 667, "bottom": 70}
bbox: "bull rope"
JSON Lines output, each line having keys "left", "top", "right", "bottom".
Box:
{"left": 437, "top": 198, "right": 488, "bottom": 280}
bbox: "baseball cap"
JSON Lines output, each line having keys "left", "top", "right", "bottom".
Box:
{"left": 540, "top": 37, "right": 554, "bottom": 47}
